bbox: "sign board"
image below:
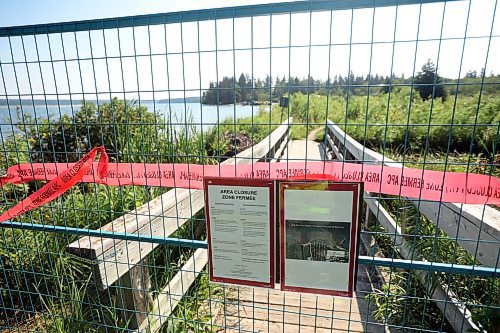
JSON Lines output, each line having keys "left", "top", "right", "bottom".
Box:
{"left": 279, "top": 181, "right": 362, "bottom": 297}
{"left": 204, "top": 177, "right": 275, "bottom": 288}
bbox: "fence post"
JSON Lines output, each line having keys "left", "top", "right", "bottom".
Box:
{"left": 116, "top": 258, "right": 153, "bottom": 330}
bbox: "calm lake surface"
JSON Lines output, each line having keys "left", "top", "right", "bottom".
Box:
{"left": 0, "top": 102, "right": 267, "bottom": 138}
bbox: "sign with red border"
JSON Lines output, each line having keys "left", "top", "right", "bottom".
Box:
{"left": 279, "top": 181, "right": 362, "bottom": 297}
{"left": 204, "top": 177, "right": 275, "bottom": 289}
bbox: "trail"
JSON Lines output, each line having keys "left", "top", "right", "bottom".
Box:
{"left": 306, "top": 126, "right": 324, "bottom": 142}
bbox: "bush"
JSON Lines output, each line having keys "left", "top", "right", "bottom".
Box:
{"left": 17, "top": 98, "right": 207, "bottom": 164}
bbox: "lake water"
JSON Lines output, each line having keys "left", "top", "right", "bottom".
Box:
{"left": 0, "top": 102, "right": 267, "bottom": 139}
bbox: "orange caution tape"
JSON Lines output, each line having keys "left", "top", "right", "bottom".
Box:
{"left": 0, "top": 147, "right": 108, "bottom": 222}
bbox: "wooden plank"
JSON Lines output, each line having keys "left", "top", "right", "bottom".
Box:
{"left": 222, "top": 303, "right": 359, "bottom": 329}
{"left": 144, "top": 248, "right": 208, "bottom": 333}
{"left": 230, "top": 287, "right": 372, "bottom": 316}
{"left": 326, "top": 122, "right": 400, "bottom": 166}
{"left": 115, "top": 258, "right": 153, "bottom": 330}
{"left": 214, "top": 286, "right": 384, "bottom": 333}
{"left": 326, "top": 133, "right": 343, "bottom": 160}
{"left": 270, "top": 133, "right": 289, "bottom": 163}
{"left": 214, "top": 317, "right": 374, "bottom": 333}
{"left": 278, "top": 134, "right": 294, "bottom": 162}
{"left": 225, "top": 118, "right": 292, "bottom": 164}
{"left": 365, "top": 198, "right": 482, "bottom": 333}
{"left": 327, "top": 120, "right": 500, "bottom": 269}
{"left": 66, "top": 118, "right": 293, "bottom": 289}
{"left": 65, "top": 188, "right": 190, "bottom": 260}
{"left": 68, "top": 188, "right": 203, "bottom": 289}
{"left": 285, "top": 140, "right": 322, "bottom": 160}
{"left": 212, "top": 276, "right": 384, "bottom": 332}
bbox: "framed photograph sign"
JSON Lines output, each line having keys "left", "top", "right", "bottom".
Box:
{"left": 279, "top": 181, "right": 362, "bottom": 297}
{"left": 204, "top": 177, "right": 275, "bottom": 289}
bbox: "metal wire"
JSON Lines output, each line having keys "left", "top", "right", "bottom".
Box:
{"left": 0, "top": 0, "right": 498, "bottom": 332}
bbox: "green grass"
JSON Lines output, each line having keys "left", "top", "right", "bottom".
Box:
{"left": 385, "top": 149, "right": 499, "bottom": 177}
{"left": 163, "top": 273, "right": 224, "bottom": 333}
{"left": 367, "top": 268, "right": 454, "bottom": 331}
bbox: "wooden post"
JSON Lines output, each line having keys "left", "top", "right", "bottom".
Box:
{"left": 116, "top": 258, "right": 153, "bottom": 330}
{"left": 364, "top": 200, "right": 371, "bottom": 227}
{"left": 193, "top": 219, "right": 206, "bottom": 240}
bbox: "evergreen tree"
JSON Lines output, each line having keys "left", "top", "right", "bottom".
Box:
{"left": 415, "top": 59, "right": 447, "bottom": 101}
{"left": 237, "top": 73, "right": 249, "bottom": 102}
{"left": 465, "top": 70, "right": 476, "bottom": 78}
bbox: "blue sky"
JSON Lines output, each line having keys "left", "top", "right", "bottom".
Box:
{"left": 0, "top": 0, "right": 499, "bottom": 100}
{"left": 0, "top": 0, "right": 284, "bottom": 27}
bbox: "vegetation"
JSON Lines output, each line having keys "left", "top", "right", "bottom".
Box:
{"left": 17, "top": 98, "right": 208, "bottom": 164}
{"left": 202, "top": 62, "right": 500, "bottom": 105}
{"left": 367, "top": 195, "right": 499, "bottom": 331}
{"left": 286, "top": 89, "right": 499, "bottom": 153}
{"left": 202, "top": 73, "right": 272, "bottom": 105}
{"left": 0, "top": 100, "right": 214, "bottom": 332}
{"left": 414, "top": 59, "right": 448, "bottom": 101}
{"left": 1, "top": 62, "right": 499, "bottom": 332}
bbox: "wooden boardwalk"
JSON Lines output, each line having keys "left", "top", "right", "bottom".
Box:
{"left": 282, "top": 139, "right": 326, "bottom": 161}
{"left": 212, "top": 265, "right": 384, "bottom": 332}
{"left": 212, "top": 137, "right": 384, "bottom": 333}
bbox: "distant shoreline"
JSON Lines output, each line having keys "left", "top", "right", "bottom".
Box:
{"left": 0, "top": 97, "right": 201, "bottom": 106}
{"left": 0, "top": 98, "right": 280, "bottom": 107}
{"left": 201, "top": 100, "right": 273, "bottom": 106}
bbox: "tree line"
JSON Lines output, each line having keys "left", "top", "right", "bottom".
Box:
{"left": 202, "top": 60, "right": 500, "bottom": 105}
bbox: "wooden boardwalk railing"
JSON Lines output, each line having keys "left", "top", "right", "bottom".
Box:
{"left": 66, "top": 118, "right": 292, "bottom": 332}
{"left": 324, "top": 120, "right": 500, "bottom": 269}
{"left": 324, "top": 120, "right": 499, "bottom": 332}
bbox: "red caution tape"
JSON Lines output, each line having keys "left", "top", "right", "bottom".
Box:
{"left": 1, "top": 155, "right": 499, "bottom": 222}
{"left": 0, "top": 147, "right": 108, "bottom": 223}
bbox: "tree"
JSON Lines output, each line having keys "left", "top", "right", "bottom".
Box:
{"left": 465, "top": 70, "right": 477, "bottom": 79}
{"left": 414, "top": 59, "right": 447, "bottom": 101}
{"left": 380, "top": 77, "right": 392, "bottom": 94}
{"left": 219, "top": 76, "right": 234, "bottom": 104}
{"left": 237, "top": 73, "right": 249, "bottom": 102}
{"left": 25, "top": 98, "right": 162, "bottom": 163}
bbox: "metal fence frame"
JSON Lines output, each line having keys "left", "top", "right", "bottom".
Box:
{"left": 0, "top": 0, "right": 498, "bottom": 332}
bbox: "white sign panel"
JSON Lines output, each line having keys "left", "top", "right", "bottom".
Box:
{"left": 280, "top": 181, "right": 362, "bottom": 297}
{"left": 205, "top": 178, "right": 275, "bottom": 288}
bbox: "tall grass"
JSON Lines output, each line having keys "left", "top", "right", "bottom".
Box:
{"left": 285, "top": 89, "right": 499, "bottom": 153}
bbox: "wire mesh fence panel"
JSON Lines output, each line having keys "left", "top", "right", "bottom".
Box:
{"left": 0, "top": 0, "right": 499, "bottom": 332}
